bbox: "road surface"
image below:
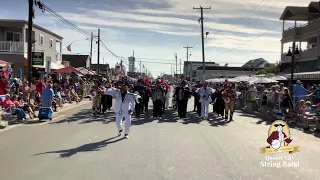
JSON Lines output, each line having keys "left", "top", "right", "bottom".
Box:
{"left": 1, "top": 98, "right": 320, "bottom": 180}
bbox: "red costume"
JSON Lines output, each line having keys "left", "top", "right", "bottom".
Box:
{"left": 267, "top": 131, "right": 292, "bottom": 145}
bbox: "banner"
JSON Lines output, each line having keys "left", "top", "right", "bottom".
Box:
{"left": 260, "top": 146, "right": 300, "bottom": 154}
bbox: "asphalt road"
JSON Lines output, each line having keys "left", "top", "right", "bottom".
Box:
{"left": 1, "top": 98, "right": 320, "bottom": 180}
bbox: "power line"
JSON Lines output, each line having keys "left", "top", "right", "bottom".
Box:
{"left": 211, "top": 22, "right": 282, "bottom": 59}
{"left": 35, "top": 0, "right": 97, "bottom": 38}
{"left": 206, "top": 0, "right": 280, "bottom": 59}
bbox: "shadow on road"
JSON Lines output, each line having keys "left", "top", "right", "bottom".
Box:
{"left": 208, "top": 115, "right": 232, "bottom": 127}
{"left": 33, "top": 136, "right": 124, "bottom": 158}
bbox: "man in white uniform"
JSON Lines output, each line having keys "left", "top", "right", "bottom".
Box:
{"left": 104, "top": 85, "right": 139, "bottom": 139}
{"left": 196, "top": 82, "right": 213, "bottom": 119}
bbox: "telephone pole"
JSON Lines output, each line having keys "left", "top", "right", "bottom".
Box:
{"left": 27, "top": 0, "right": 34, "bottom": 86}
{"left": 89, "top": 32, "right": 93, "bottom": 70}
{"left": 193, "top": 6, "right": 211, "bottom": 81}
{"left": 97, "top": 29, "right": 100, "bottom": 75}
{"left": 183, "top": 45, "right": 192, "bottom": 62}
{"left": 179, "top": 59, "right": 182, "bottom": 76}
{"left": 183, "top": 45, "right": 192, "bottom": 77}
{"left": 174, "top": 53, "right": 177, "bottom": 78}
{"left": 140, "top": 60, "right": 142, "bottom": 76}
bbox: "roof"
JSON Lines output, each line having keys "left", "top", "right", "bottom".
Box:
{"left": 0, "top": 19, "right": 63, "bottom": 39}
{"left": 196, "top": 66, "right": 262, "bottom": 71}
{"left": 62, "top": 54, "right": 90, "bottom": 68}
{"left": 184, "top": 61, "right": 217, "bottom": 66}
{"left": 242, "top": 58, "right": 268, "bottom": 68}
{"left": 280, "top": 2, "right": 320, "bottom": 21}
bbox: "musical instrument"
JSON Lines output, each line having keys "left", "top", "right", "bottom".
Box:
{"left": 271, "top": 134, "right": 295, "bottom": 149}
{"left": 223, "top": 97, "right": 230, "bottom": 103}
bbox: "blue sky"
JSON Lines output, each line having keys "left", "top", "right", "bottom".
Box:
{"left": 0, "top": 0, "right": 311, "bottom": 76}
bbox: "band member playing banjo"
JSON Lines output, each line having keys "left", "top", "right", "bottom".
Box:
{"left": 196, "top": 82, "right": 213, "bottom": 120}
{"left": 90, "top": 80, "right": 104, "bottom": 116}
{"left": 222, "top": 84, "right": 237, "bottom": 121}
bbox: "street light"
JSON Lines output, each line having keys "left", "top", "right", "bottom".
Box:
{"left": 286, "top": 45, "right": 301, "bottom": 95}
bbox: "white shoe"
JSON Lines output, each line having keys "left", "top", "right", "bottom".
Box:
{"left": 124, "top": 134, "right": 129, "bottom": 139}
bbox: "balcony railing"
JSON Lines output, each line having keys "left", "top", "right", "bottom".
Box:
{"left": 0, "top": 41, "right": 23, "bottom": 53}
{"left": 283, "top": 17, "right": 320, "bottom": 39}
{"left": 281, "top": 47, "right": 318, "bottom": 62}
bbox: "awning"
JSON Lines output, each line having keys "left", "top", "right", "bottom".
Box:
{"left": 54, "top": 66, "right": 84, "bottom": 75}
{"left": 285, "top": 71, "right": 320, "bottom": 80}
{"left": 0, "top": 60, "right": 11, "bottom": 68}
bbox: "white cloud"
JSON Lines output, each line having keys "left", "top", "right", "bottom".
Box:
{"left": 205, "top": 33, "right": 281, "bottom": 53}
{"left": 63, "top": 8, "right": 280, "bottom": 37}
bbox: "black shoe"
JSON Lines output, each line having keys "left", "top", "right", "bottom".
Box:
{"left": 118, "top": 129, "right": 123, "bottom": 136}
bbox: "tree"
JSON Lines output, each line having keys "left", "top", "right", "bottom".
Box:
{"left": 256, "top": 62, "right": 280, "bottom": 75}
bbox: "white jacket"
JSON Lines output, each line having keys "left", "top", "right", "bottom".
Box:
{"left": 104, "top": 88, "right": 137, "bottom": 115}
{"left": 196, "top": 87, "right": 213, "bottom": 103}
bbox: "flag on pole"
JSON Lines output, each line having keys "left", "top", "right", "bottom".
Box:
{"left": 66, "top": 44, "right": 72, "bottom": 52}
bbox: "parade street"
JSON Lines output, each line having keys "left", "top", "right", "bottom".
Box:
{"left": 1, "top": 98, "right": 320, "bottom": 180}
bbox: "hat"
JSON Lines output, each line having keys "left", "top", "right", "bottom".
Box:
{"left": 296, "top": 80, "right": 302, "bottom": 84}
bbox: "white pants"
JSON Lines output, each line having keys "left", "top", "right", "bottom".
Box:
{"left": 165, "top": 97, "right": 169, "bottom": 108}
{"left": 201, "top": 101, "right": 210, "bottom": 118}
{"left": 115, "top": 113, "right": 131, "bottom": 135}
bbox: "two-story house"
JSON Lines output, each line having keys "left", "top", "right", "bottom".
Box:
{"left": 279, "top": 2, "right": 320, "bottom": 80}
{"left": 0, "top": 19, "right": 63, "bottom": 76}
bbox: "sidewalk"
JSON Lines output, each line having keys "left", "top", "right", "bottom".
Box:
{"left": 0, "top": 100, "right": 91, "bottom": 128}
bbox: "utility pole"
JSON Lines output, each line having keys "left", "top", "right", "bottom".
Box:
{"left": 120, "top": 60, "right": 123, "bottom": 77}
{"left": 27, "top": 0, "right": 34, "bottom": 86}
{"left": 183, "top": 45, "right": 192, "bottom": 77}
{"left": 183, "top": 45, "right": 192, "bottom": 62}
{"left": 174, "top": 53, "right": 177, "bottom": 78}
{"left": 193, "top": 6, "right": 211, "bottom": 81}
{"left": 97, "top": 29, "right": 100, "bottom": 75}
{"left": 171, "top": 64, "right": 173, "bottom": 77}
{"left": 89, "top": 32, "right": 93, "bottom": 70}
{"left": 180, "top": 59, "right": 182, "bottom": 75}
{"left": 140, "top": 60, "right": 142, "bottom": 76}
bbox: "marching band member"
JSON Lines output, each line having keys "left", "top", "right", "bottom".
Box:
{"left": 151, "top": 80, "right": 166, "bottom": 119}
{"left": 104, "top": 84, "right": 139, "bottom": 139}
{"left": 196, "top": 82, "right": 213, "bottom": 119}
{"left": 165, "top": 83, "right": 171, "bottom": 110}
{"left": 222, "top": 84, "right": 237, "bottom": 121}
{"left": 133, "top": 79, "right": 145, "bottom": 118}
{"left": 90, "top": 80, "right": 104, "bottom": 116}
{"left": 175, "top": 80, "right": 191, "bottom": 118}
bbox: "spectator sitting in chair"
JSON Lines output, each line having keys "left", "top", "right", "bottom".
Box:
{"left": 12, "top": 95, "right": 36, "bottom": 119}
{"left": 2, "top": 94, "right": 27, "bottom": 120}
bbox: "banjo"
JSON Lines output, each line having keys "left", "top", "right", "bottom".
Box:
{"left": 223, "top": 97, "right": 230, "bottom": 103}
{"left": 271, "top": 134, "right": 295, "bottom": 149}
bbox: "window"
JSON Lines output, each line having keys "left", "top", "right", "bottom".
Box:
{"left": 39, "top": 34, "right": 44, "bottom": 45}
{"left": 25, "top": 29, "right": 35, "bottom": 42}
{"left": 6, "top": 32, "right": 21, "bottom": 42}
{"left": 49, "top": 38, "right": 53, "bottom": 48}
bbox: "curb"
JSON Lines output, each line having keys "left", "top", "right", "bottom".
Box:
{"left": 26, "top": 100, "right": 91, "bottom": 123}
{"left": 0, "top": 100, "right": 91, "bottom": 128}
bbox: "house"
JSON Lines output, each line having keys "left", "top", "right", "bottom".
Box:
{"left": 0, "top": 19, "right": 63, "bottom": 76}
{"left": 91, "top": 63, "right": 110, "bottom": 75}
{"left": 279, "top": 2, "right": 320, "bottom": 79}
{"left": 241, "top": 58, "right": 269, "bottom": 68}
{"left": 183, "top": 61, "right": 219, "bottom": 80}
{"left": 196, "top": 66, "right": 260, "bottom": 80}
{"left": 62, "top": 54, "right": 90, "bottom": 68}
